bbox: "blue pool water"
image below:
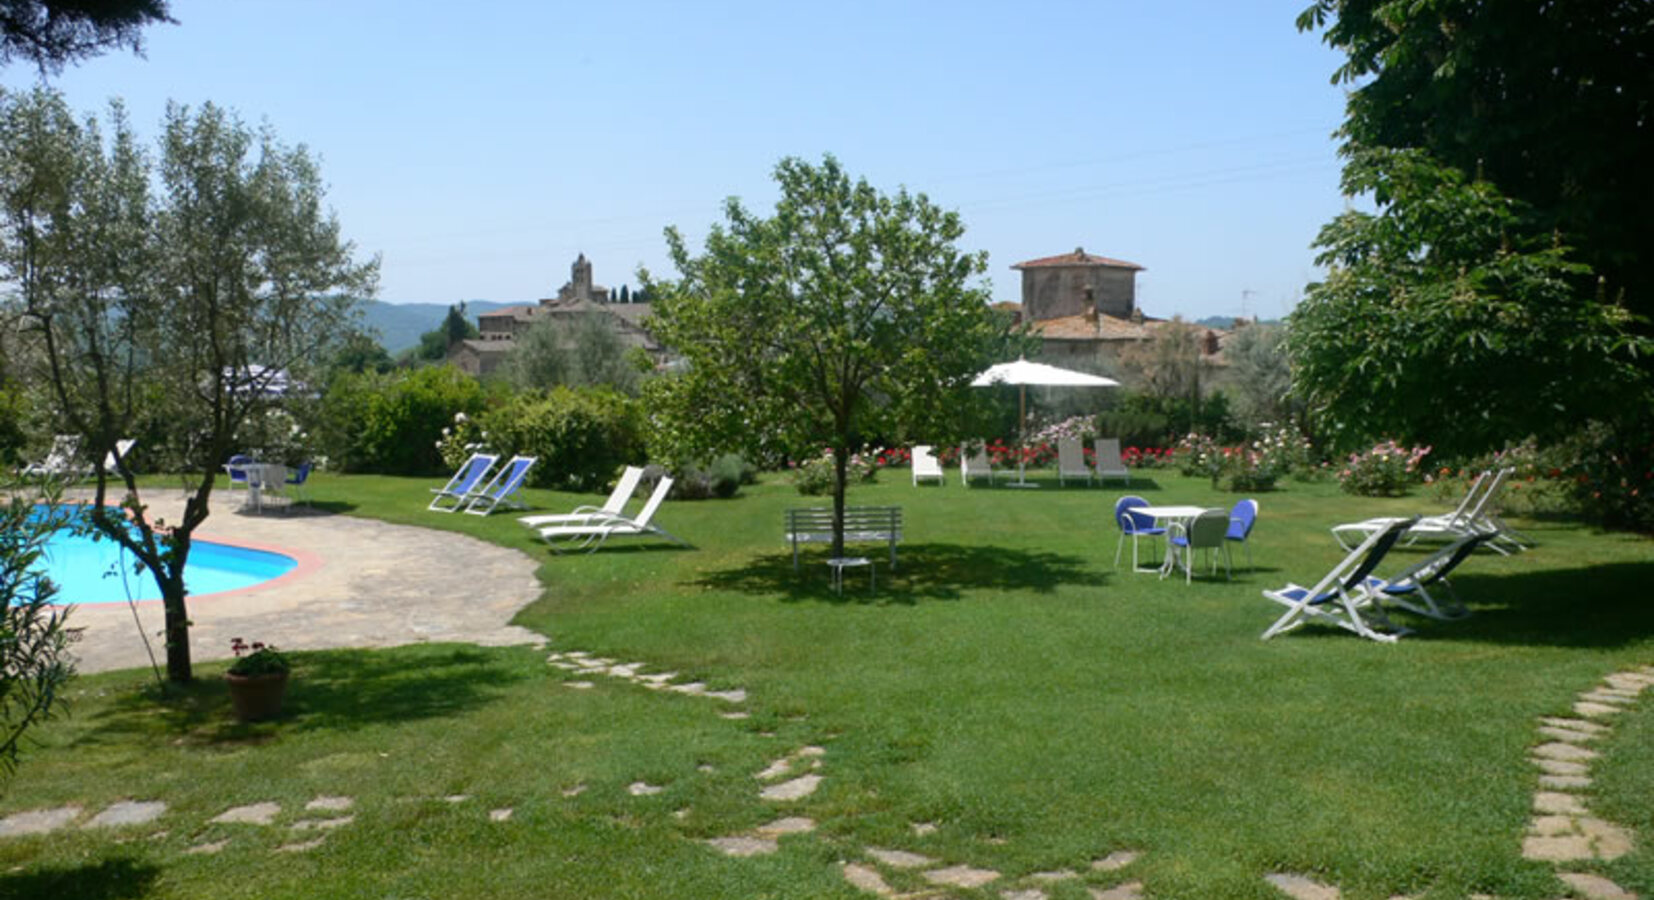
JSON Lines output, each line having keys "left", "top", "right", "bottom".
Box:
{"left": 27, "top": 505, "right": 297, "bottom": 606}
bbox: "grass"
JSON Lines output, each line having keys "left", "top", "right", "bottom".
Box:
{"left": 3, "top": 468, "right": 1652, "bottom": 899}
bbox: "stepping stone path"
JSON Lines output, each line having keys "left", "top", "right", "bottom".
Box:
{"left": 546, "top": 649, "right": 748, "bottom": 712}
{"left": 1517, "top": 666, "right": 1651, "bottom": 899}
{"left": 83, "top": 800, "right": 167, "bottom": 829}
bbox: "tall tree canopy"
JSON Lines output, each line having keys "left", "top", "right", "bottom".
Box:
{"left": 0, "top": 0, "right": 172, "bottom": 72}
{"left": 647, "top": 155, "right": 1023, "bottom": 554}
{"left": 1298, "top": 0, "right": 1653, "bottom": 320}
{"left": 1290, "top": 148, "right": 1648, "bottom": 457}
{"left": 0, "top": 87, "right": 378, "bottom": 683}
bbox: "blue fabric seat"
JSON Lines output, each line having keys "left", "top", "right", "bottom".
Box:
{"left": 1113, "top": 494, "right": 1166, "bottom": 571}
{"left": 1225, "top": 499, "right": 1259, "bottom": 570}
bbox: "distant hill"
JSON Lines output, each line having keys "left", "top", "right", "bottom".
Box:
{"left": 1195, "top": 315, "right": 1281, "bottom": 330}
{"left": 355, "top": 300, "right": 515, "bottom": 354}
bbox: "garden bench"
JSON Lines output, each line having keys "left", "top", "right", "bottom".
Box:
{"left": 785, "top": 506, "right": 902, "bottom": 572}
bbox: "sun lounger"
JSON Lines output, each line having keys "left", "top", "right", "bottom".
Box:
{"left": 429, "top": 452, "right": 498, "bottom": 512}
{"left": 1262, "top": 517, "right": 1417, "bottom": 643}
{"left": 463, "top": 455, "right": 537, "bottom": 515}
{"left": 960, "top": 445, "right": 996, "bottom": 486}
{"left": 536, "top": 476, "right": 685, "bottom": 552}
{"left": 1093, "top": 438, "right": 1130, "bottom": 485}
{"left": 519, "top": 466, "right": 645, "bottom": 528}
{"left": 911, "top": 446, "right": 944, "bottom": 486}
{"left": 1057, "top": 436, "right": 1091, "bottom": 486}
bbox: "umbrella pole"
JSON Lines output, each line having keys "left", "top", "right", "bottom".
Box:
{"left": 1010, "top": 384, "right": 1038, "bottom": 488}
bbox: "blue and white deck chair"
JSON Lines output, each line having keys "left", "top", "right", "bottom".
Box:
{"left": 1261, "top": 516, "right": 1417, "bottom": 643}
{"left": 429, "top": 452, "right": 498, "bottom": 512}
{"left": 463, "top": 455, "right": 537, "bottom": 515}
{"left": 1368, "top": 532, "right": 1493, "bottom": 621}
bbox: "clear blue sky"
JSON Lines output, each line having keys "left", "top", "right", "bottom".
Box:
{"left": 3, "top": 1, "right": 1351, "bottom": 322}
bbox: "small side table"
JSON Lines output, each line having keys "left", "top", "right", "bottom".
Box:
{"left": 826, "top": 557, "right": 874, "bottom": 595}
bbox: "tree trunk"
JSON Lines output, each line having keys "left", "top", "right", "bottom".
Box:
{"left": 832, "top": 445, "right": 848, "bottom": 559}
{"left": 161, "top": 567, "right": 193, "bottom": 683}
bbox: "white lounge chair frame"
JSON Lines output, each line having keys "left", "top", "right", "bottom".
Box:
{"left": 1262, "top": 517, "right": 1416, "bottom": 643}
{"left": 911, "top": 445, "right": 945, "bottom": 486}
{"left": 519, "top": 466, "right": 645, "bottom": 529}
{"left": 1370, "top": 532, "right": 1493, "bottom": 621}
{"left": 1093, "top": 438, "right": 1130, "bottom": 485}
{"left": 960, "top": 445, "right": 996, "bottom": 486}
{"left": 430, "top": 452, "right": 498, "bottom": 512}
{"left": 1331, "top": 468, "right": 1526, "bottom": 555}
{"left": 464, "top": 455, "right": 537, "bottom": 515}
{"left": 537, "top": 476, "right": 686, "bottom": 553}
{"left": 1056, "top": 436, "right": 1091, "bottom": 486}
{"left": 22, "top": 434, "right": 83, "bottom": 478}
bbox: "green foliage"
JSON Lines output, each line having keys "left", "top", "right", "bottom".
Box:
{"left": 0, "top": 485, "right": 75, "bottom": 781}
{"left": 647, "top": 154, "right": 1027, "bottom": 548}
{"left": 1337, "top": 439, "right": 1431, "bottom": 497}
{"left": 319, "top": 366, "right": 486, "bottom": 476}
{"left": 1223, "top": 323, "right": 1293, "bottom": 430}
{"left": 226, "top": 637, "right": 289, "bottom": 677}
{"left": 330, "top": 330, "right": 394, "bottom": 375}
{"left": 0, "top": 87, "right": 376, "bottom": 683}
{"left": 500, "top": 310, "right": 641, "bottom": 395}
{"left": 0, "top": 0, "right": 171, "bottom": 73}
{"left": 647, "top": 453, "right": 752, "bottom": 501}
{"left": 414, "top": 303, "right": 478, "bottom": 362}
{"left": 477, "top": 387, "right": 643, "bottom": 491}
{"left": 1299, "top": 0, "right": 1654, "bottom": 322}
{"left": 1097, "top": 390, "right": 1238, "bottom": 449}
{"left": 0, "top": 383, "right": 26, "bottom": 466}
{"left": 1289, "top": 148, "right": 1650, "bottom": 458}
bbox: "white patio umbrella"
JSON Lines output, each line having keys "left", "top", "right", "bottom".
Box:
{"left": 971, "top": 358, "right": 1120, "bottom": 486}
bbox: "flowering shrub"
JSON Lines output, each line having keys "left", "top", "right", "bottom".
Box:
{"left": 1121, "top": 446, "right": 1175, "bottom": 469}
{"left": 1252, "top": 424, "right": 1314, "bottom": 479}
{"left": 1339, "top": 440, "right": 1431, "bottom": 496}
{"left": 1175, "top": 433, "right": 1222, "bottom": 479}
{"left": 227, "top": 637, "right": 289, "bottom": 677}
{"left": 436, "top": 411, "right": 490, "bottom": 471}
{"left": 1174, "top": 430, "right": 1295, "bottom": 492}
{"left": 791, "top": 448, "right": 882, "bottom": 495}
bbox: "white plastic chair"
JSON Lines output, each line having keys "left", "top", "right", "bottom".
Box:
{"left": 960, "top": 445, "right": 996, "bottom": 486}
{"left": 1093, "top": 438, "right": 1130, "bottom": 485}
{"left": 911, "top": 446, "right": 945, "bottom": 486}
{"left": 1056, "top": 437, "right": 1092, "bottom": 486}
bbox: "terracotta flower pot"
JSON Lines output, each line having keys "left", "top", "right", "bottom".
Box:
{"left": 225, "top": 671, "right": 289, "bottom": 722}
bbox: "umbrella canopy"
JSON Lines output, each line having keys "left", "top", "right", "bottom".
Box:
{"left": 970, "top": 358, "right": 1120, "bottom": 486}
{"left": 972, "top": 358, "right": 1120, "bottom": 388}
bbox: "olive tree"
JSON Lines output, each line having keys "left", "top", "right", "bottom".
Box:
{"left": 0, "top": 88, "right": 377, "bottom": 683}
{"left": 646, "top": 155, "right": 1024, "bottom": 556}
{"left": 0, "top": 483, "right": 75, "bottom": 782}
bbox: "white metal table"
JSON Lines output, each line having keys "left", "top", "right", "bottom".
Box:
{"left": 1124, "top": 505, "right": 1211, "bottom": 575}
{"left": 243, "top": 462, "right": 287, "bottom": 514}
{"left": 826, "top": 557, "right": 874, "bottom": 595}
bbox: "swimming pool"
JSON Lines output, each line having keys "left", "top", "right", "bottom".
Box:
{"left": 29, "top": 505, "right": 297, "bottom": 606}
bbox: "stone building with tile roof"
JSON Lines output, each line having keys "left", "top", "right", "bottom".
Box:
{"left": 1009, "top": 247, "right": 1227, "bottom": 372}
{"left": 446, "top": 255, "right": 662, "bottom": 377}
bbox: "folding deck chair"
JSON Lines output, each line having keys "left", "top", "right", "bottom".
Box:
{"left": 1332, "top": 468, "right": 1526, "bottom": 554}
{"left": 1261, "top": 517, "right": 1417, "bottom": 643}
{"left": 1368, "top": 532, "right": 1493, "bottom": 621}
{"left": 22, "top": 435, "right": 83, "bottom": 478}
{"left": 429, "top": 452, "right": 498, "bottom": 511}
{"left": 911, "top": 446, "right": 945, "bottom": 486}
{"left": 1093, "top": 438, "right": 1130, "bottom": 485}
{"left": 519, "top": 465, "right": 645, "bottom": 528}
{"left": 463, "top": 455, "right": 537, "bottom": 515}
{"left": 535, "top": 476, "right": 686, "bottom": 552}
{"left": 960, "top": 445, "right": 996, "bottom": 486}
{"left": 1057, "top": 436, "right": 1092, "bottom": 486}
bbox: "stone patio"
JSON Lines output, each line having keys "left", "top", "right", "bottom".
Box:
{"left": 61, "top": 488, "right": 544, "bottom": 673}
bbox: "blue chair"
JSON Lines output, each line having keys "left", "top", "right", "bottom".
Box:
{"left": 223, "top": 454, "right": 254, "bottom": 493}
{"left": 463, "top": 455, "right": 537, "bottom": 516}
{"left": 284, "top": 461, "right": 314, "bottom": 507}
{"left": 1226, "top": 499, "right": 1259, "bottom": 571}
{"left": 430, "top": 452, "right": 498, "bottom": 512}
{"left": 1113, "top": 494, "right": 1167, "bottom": 571}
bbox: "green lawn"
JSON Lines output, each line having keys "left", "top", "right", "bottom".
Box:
{"left": 3, "top": 469, "right": 1651, "bottom": 899}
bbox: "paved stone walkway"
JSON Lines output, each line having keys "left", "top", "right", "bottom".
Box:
{"left": 60, "top": 489, "right": 544, "bottom": 673}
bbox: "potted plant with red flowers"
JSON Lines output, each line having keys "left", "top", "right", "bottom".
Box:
{"left": 225, "top": 637, "right": 290, "bottom": 722}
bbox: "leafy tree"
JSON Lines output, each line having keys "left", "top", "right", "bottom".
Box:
{"left": 647, "top": 155, "right": 1024, "bottom": 555}
{"left": 0, "top": 0, "right": 172, "bottom": 72}
{"left": 1297, "top": 0, "right": 1654, "bottom": 323}
{"left": 1119, "top": 317, "right": 1215, "bottom": 434}
{"left": 1288, "top": 148, "right": 1648, "bottom": 457}
{"left": 331, "top": 330, "right": 394, "bottom": 375}
{"left": 0, "top": 88, "right": 377, "bottom": 683}
{"left": 0, "top": 484, "right": 75, "bottom": 782}
{"left": 1223, "top": 322, "right": 1293, "bottom": 430}
{"left": 618, "top": 284, "right": 630, "bottom": 303}
{"left": 416, "top": 302, "right": 477, "bottom": 361}
{"left": 501, "top": 310, "right": 641, "bottom": 395}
